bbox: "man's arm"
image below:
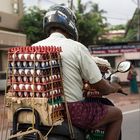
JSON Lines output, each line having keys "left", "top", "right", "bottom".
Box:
{"left": 92, "top": 79, "right": 121, "bottom": 95}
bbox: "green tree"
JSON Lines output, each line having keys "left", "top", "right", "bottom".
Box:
{"left": 125, "top": 8, "right": 140, "bottom": 41}
{"left": 76, "top": 0, "right": 107, "bottom": 45}
{"left": 19, "top": 6, "right": 46, "bottom": 45}
{"left": 19, "top": 2, "right": 107, "bottom": 46}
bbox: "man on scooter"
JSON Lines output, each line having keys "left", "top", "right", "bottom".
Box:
{"left": 33, "top": 5, "right": 123, "bottom": 140}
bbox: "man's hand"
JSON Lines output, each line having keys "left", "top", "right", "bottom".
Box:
{"left": 98, "top": 65, "right": 109, "bottom": 73}
{"left": 110, "top": 82, "right": 122, "bottom": 93}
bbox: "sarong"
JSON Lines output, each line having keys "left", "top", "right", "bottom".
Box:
{"left": 67, "top": 101, "right": 108, "bottom": 129}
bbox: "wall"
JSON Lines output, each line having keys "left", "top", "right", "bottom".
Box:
{"left": 0, "top": 0, "right": 12, "bottom": 14}
{"left": 0, "top": 0, "right": 26, "bottom": 73}
{"left": 0, "top": 30, "right": 26, "bottom": 47}
{"left": 0, "top": 11, "right": 20, "bottom": 30}
{"left": 0, "top": 0, "right": 23, "bottom": 30}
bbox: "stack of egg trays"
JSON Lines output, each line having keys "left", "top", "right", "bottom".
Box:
{"left": 7, "top": 46, "right": 64, "bottom": 119}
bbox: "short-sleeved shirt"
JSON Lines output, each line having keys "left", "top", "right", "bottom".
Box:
{"left": 32, "top": 32, "right": 102, "bottom": 102}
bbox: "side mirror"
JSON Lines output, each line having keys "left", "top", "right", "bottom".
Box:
{"left": 117, "top": 61, "right": 131, "bottom": 73}
{"left": 107, "top": 61, "right": 131, "bottom": 85}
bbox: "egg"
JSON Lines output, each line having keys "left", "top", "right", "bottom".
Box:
{"left": 25, "top": 69, "right": 29, "bottom": 75}
{"left": 31, "top": 84, "right": 34, "bottom": 90}
{"left": 13, "top": 69, "right": 17, "bottom": 75}
{"left": 35, "top": 62, "right": 39, "bottom": 67}
{"left": 35, "top": 77, "right": 39, "bottom": 82}
{"left": 13, "top": 84, "right": 17, "bottom": 90}
{"left": 11, "top": 62, "right": 14, "bottom": 67}
{"left": 18, "top": 69, "right": 24, "bottom": 75}
{"left": 23, "top": 62, "right": 27, "bottom": 67}
{"left": 16, "top": 62, "right": 21, "bottom": 67}
{"left": 19, "top": 84, "right": 24, "bottom": 90}
{"left": 41, "top": 77, "right": 45, "bottom": 82}
{"left": 18, "top": 54, "right": 23, "bottom": 60}
{"left": 30, "top": 92, "right": 33, "bottom": 97}
{"left": 36, "top": 92, "right": 40, "bottom": 97}
{"left": 29, "top": 77, "right": 33, "bottom": 82}
{"left": 42, "top": 93, "right": 45, "bottom": 97}
{"left": 36, "top": 70, "right": 41, "bottom": 75}
{"left": 37, "top": 85, "right": 41, "bottom": 91}
{"left": 41, "top": 62, "right": 45, "bottom": 67}
{"left": 24, "top": 54, "right": 29, "bottom": 60}
{"left": 28, "top": 62, "right": 33, "bottom": 67}
{"left": 23, "top": 76, "right": 27, "bottom": 82}
{"left": 18, "top": 92, "right": 22, "bottom": 97}
{"left": 30, "top": 54, "right": 34, "bottom": 60}
{"left": 30, "top": 69, "right": 34, "bottom": 75}
{"left": 25, "top": 84, "right": 30, "bottom": 90}
{"left": 12, "top": 54, "right": 16, "bottom": 59}
{"left": 17, "top": 76, "right": 22, "bottom": 82}
{"left": 24, "top": 92, "right": 28, "bottom": 97}
{"left": 36, "top": 54, "right": 41, "bottom": 60}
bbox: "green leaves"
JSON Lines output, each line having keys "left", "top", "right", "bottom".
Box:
{"left": 19, "top": 6, "right": 46, "bottom": 45}
{"left": 125, "top": 8, "right": 140, "bottom": 41}
{"left": 19, "top": 2, "right": 108, "bottom": 46}
{"left": 76, "top": 1, "right": 107, "bottom": 45}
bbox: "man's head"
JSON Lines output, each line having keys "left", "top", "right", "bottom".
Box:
{"left": 43, "top": 5, "right": 78, "bottom": 40}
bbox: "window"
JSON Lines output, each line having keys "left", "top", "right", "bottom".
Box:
{"left": 12, "top": 0, "right": 19, "bottom": 14}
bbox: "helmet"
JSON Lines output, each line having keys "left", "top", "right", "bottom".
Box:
{"left": 43, "top": 5, "right": 78, "bottom": 40}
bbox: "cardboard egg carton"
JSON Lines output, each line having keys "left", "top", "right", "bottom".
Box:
{"left": 6, "top": 95, "right": 64, "bottom": 126}
{"left": 6, "top": 46, "right": 64, "bottom": 126}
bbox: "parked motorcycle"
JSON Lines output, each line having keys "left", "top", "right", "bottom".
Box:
{"left": 9, "top": 60, "right": 131, "bottom": 140}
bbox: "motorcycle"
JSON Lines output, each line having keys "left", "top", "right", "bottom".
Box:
{"left": 9, "top": 60, "right": 131, "bottom": 140}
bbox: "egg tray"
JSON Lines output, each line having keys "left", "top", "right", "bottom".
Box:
{"left": 6, "top": 46, "right": 65, "bottom": 126}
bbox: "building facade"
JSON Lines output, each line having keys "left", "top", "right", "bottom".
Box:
{"left": 88, "top": 42, "right": 140, "bottom": 82}
{"left": 0, "top": 0, "right": 26, "bottom": 76}
{"left": 102, "top": 30, "right": 125, "bottom": 40}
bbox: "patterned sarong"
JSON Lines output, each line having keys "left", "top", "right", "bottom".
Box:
{"left": 67, "top": 101, "right": 108, "bottom": 129}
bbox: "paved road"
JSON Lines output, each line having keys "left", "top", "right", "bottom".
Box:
{"left": 122, "top": 109, "right": 140, "bottom": 140}
{"left": 108, "top": 92, "right": 140, "bottom": 140}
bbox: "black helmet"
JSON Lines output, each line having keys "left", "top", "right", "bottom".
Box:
{"left": 43, "top": 5, "right": 78, "bottom": 40}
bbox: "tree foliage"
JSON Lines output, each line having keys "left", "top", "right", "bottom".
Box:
{"left": 76, "top": 0, "right": 108, "bottom": 45}
{"left": 19, "top": 2, "right": 108, "bottom": 45}
{"left": 125, "top": 8, "right": 140, "bottom": 41}
{"left": 19, "top": 6, "right": 46, "bottom": 45}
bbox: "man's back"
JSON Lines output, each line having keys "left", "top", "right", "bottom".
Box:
{"left": 33, "top": 32, "right": 102, "bottom": 102}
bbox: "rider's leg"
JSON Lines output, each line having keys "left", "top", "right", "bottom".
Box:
{"left": 93, "top": 105, "right": 122, "bottom": 140}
